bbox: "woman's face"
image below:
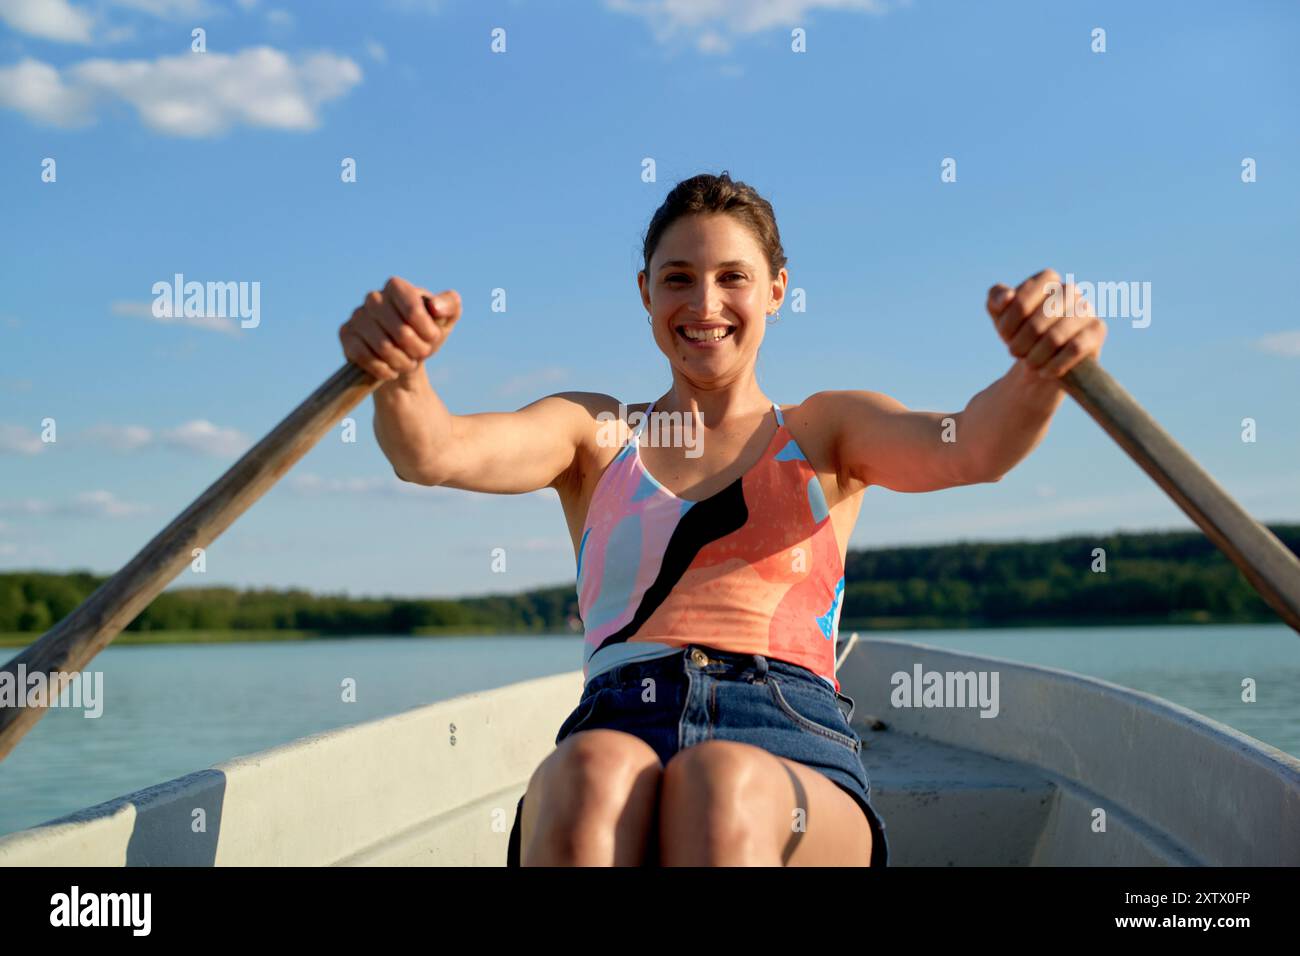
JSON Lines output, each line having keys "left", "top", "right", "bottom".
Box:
{"left": 639, "top": 213, "right": 786, "bottom": 388}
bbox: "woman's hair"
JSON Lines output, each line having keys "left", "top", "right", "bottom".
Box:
{"left": 641, "top": 170, "right": 787, "bottom": 282}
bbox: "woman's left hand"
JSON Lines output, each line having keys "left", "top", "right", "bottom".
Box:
{"left": 986, "top": 268, "right": 1108, "bottom": 381}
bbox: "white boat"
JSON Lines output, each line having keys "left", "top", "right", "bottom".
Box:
{"left": 1, "top": 637, "right": 1296, "bottom": 866}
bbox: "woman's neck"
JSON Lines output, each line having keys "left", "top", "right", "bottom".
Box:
{"left": 655, "top": 373, "right": 770, "bottom": 430}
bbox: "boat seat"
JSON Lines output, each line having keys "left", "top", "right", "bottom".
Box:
{"left": 858, "top": 721, "right": 1202, "bottom": 866}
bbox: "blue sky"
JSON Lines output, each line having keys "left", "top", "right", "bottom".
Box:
{"left": 1, "top": 0, "right": 1297, "bottom": 600}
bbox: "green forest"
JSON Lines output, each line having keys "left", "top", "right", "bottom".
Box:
{"left": 1, "top": 524, "right": 1296, "bottom": 640}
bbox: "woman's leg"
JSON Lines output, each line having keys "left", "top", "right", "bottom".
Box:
{"left": 657, "top": 740, "right": 873, "bottom": 866}
{"left": 520, "top": 728, "right": 663, "bottom": 865}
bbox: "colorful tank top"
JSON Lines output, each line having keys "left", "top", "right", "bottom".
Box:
{"left": 576, "top": 400, "right": 847, "bottom": 692}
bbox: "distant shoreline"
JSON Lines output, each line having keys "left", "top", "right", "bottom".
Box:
{"left": 0, "top": 612, "right": 1279, "bottom": 649}
{"left": 3, "top": 525, "right": 1296, "bottom": 646}
{"left": 0, "top": 625, "right": 516, "bottom": 648}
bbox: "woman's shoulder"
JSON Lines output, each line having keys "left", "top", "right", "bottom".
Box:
{"left": 775, "top": 390, "right": 849, "bottom": 424}
{"left": 536, "top": 392, "right": 654, "bottom": 450}
{"left": 537, "top": 391, "right": 646, "bottom": 420}
{"left": 776, "top": 390, "right": 900, "bottom": 461}
{"left": 780, "top": 389, "right": 904, "bottom": 422}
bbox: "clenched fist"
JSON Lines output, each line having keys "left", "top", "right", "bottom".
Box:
{"left": 987, "top": 269, "right": 1107, "bottom": 381}
{"left": 339, "top": 276, "right": 461, "bottom": 383}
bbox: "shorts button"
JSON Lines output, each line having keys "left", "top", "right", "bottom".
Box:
{"left": 690, "top": 648, "right": 709, "bottom": 666}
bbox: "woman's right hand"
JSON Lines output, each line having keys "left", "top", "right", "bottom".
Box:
{"left": 339, "top": 276, "right": 462, "bottom": 384}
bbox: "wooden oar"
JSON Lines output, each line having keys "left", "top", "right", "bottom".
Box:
{"left": 1060, "top": 357, "right": 1300, "bottom": 633}
{"left": 0, "top": 362, "right": 381, "bottom": 762}
{"left": 2, "top": 354, "right": 1297, "bottom": 763}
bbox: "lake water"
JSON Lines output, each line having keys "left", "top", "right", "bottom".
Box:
{"left": 1, "top": 624, "right": 1296, "bottom": 838}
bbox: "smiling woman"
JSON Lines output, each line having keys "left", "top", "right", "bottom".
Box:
{"left": 639, "top": 174, "right": 786, "bottom": 359}
{"left": 337, "top": 169, "right": 1110, "bottom": 867}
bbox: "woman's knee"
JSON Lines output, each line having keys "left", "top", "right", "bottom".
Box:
{"left": 658, "top": 741, "right": 777, "bottom": 864}
{"left": 661, "top": 741, "right": 766, "bottom": 812}
{"left": 523, "top": 730, "right": 662, "bottom": 864}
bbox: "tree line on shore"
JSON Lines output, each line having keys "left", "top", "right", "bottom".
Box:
{"left": 2, "top": 525, "right": 1296, "bottom": 635}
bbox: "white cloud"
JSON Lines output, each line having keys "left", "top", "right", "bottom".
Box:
{"left": 0, "top": 424, "right": 46, "bottom": 456}
{"left": 0, "top": 0, "right": 94, "bottom": 43}
{"left": 0, "top": 47, "right": 363, "bottom": 137}
{"left": 82, "top": 424, "right": 154, "bottom": 451}
{"left": 66, "top": 420, "right": 255, "bottom": 455}
{"left": 287, "top": 472, "right": 460, "bottom": 500}
{"left": 387, "top": 0, "right": 449, "bottom": 13}
{"left": 0, "top": 498, "right": 50, "bottom": 515}
{"left": 0, "top": 0, "right": 214, "bottom": 45}
{"left": 0, "top": 540, "right": 57, "bottom": 561}
{"left": 266, "top": 7, "right": 292, "bottom": 27}
{"left": 697, "top": 30, "right": 731, "bottom": 54}
{"left": 495, "top": 366, "right": 570, "bottom": 397}
{"left": 110, "top": 0, "right": 209, "bottom": 15}
{"left": 100, "top": 24, "right": 136, "bottom": 43}
{"left": 160, "top": 420, "right": 251, "bottom": 458}
{"left": 1253, "top": 331, "right": 1300, "bottom": 358}
{"left": 68, "top": 489, "right": 150, "bottom": 518}
{"left": 0, "top": 491, "right": 149, "bottom": 518}
{"left": 111, "top": 299, "right": 240, "bottom": 335}
{"left": 603, "top": 0, "right": 892, "bottom": 53}
{"left": 364, "top": 39, "right": 387, "bottom": 63}
{"left": 0, "top": 59, "right": 96, "bottom": 126}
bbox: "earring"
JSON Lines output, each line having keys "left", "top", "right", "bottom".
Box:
{"left": 646, "top": 313, "right": 652, "bottom": 325}
{"left": 767, "top": 310, "right": 781, "bottom": 325}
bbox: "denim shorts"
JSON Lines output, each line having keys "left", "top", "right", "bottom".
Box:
{"left": 507, "top": 643, "right": 889, "bottom": 867}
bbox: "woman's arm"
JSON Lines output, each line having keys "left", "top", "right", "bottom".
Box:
{"left": 827, "top": 268, "right": 1107, "bottom": 493}
{"left": 374, "top": 377, "right": 597, "bottom": 493}
{"left": 340, "top": 275, "right": 592, "bottom": 494}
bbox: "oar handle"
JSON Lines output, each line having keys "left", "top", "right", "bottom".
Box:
{"left": 1061, "top": 357, "right": 1300, "bottom": 633}
{"left": 0, "top": 362, "right": 382, "bottom": 762}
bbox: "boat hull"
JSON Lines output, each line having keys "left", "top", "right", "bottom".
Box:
{"left": 1, "top": 639, "right": 1295, "bottom": 866}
